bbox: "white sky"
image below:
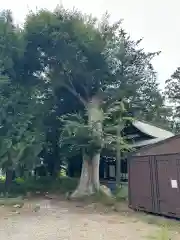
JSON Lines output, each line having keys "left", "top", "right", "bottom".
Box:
{"left": 1, "top": 0, "right": 180, "bottom": 89}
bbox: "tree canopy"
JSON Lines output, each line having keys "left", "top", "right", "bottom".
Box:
{"left": 0, "top": 7, "right": 174, "bottom": 194}
{"left": 165, "top": 67, "right": 180, "bottom": 133}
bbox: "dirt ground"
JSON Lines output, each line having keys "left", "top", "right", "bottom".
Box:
{"left": 0, "top": 198, "right": 179, "bottom": 240}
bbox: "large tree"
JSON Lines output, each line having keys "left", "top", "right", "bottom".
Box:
{"left": 22, "top": 7, "right": 163, "bottom": 197}
{"left": 0, "top": 6, "right": 169, "bottom": 196}
{"left": 23, "top": 8, "right": 111, "bottom": 196}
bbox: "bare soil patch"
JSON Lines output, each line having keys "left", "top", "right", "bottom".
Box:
{"left": 0, "top": 197, "right": 179, "bottom": 240}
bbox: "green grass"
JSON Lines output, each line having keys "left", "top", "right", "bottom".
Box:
{"left": 140, "top": 214, "right": 180, "bottom": 232}
{"left": 147, "top": 226, "right": 171, "bottom": 240}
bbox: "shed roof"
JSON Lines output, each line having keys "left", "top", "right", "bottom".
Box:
{"left": 133, "top": 134, "right": 180, "bottom": 157}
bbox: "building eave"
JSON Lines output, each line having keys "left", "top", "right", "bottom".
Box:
{"left": 132, "top": 120, "right": 174, "bottom": 139}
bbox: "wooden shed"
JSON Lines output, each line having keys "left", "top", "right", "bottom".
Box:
{"left": 128, "top": 134, "right": 180, "bottom": 218}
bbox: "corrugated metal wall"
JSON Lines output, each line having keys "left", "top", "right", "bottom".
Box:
{"left": 134, "top": 135, "right": 180, "bottom": 156}
{"left": 129, "top": 152, "right": 180, "bottom": 218}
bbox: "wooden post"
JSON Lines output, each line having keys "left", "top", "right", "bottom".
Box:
{"left": 116, "top": 123, "right": 121, "bottom": 185}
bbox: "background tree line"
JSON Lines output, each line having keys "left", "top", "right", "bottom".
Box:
{"left": 0, "top": 7, "right": 179, "bottom": 196}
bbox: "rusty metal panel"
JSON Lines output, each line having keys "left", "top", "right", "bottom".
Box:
{"left": 128, "top": 156, "right": 154, "bottom": 212}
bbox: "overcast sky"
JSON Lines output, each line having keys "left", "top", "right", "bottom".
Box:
{"left": 1, "top": 0, "right": 180, "bottom": 89}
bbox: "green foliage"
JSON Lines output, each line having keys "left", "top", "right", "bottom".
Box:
{"left": 104, "top": 100, "right": 134, "bottom": 152}
{"left": 0, "top": 10, "right": 23, "bottom": 83}
{"left": 0, "top": 88, "right": 45, "bottom": 172}
{"left": 59, "top": 100, "right": 133, "bottom": 160}
{"left": 0, "top": 176, "right": 78, "bottom": 195}
{"left": 23, "top": 7, "right": 163, "bottom": 113}
{"left": 165, "top": 67, "right": 180, "bottom": 133}
{"left": 22, "top": 6, "right": 172, "bottom": 170}
{"left": 165, "top": 67, "right": 180, "bottom": 105}
{"left": 23, "top": 7, "right": 109, "bottom": 104}
{"left": 0, "top": 5, "right": 175, "bottom": 192}
{"left": 0, "top": 10, "right": 46, "bottom": 179}
{"left": 59, "top": 177, "right": 78, "bottom": 193}
{"left": 59, "top": 113, "right": 102, "bottom": 158}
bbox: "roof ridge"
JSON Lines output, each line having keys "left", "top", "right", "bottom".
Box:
{"left": 134, "top": 119, "right": 173, "bottom": 133}
{"left": 132, "top": 120, "right": 174, "bottom": 139}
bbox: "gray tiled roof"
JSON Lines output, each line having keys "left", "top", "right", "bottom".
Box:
{"left": 132, "top": 120, "right": 174, "bottom": 139}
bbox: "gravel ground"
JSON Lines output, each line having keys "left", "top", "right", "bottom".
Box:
{"left": 0, "top": 199, "right": 179, "bottom": 240}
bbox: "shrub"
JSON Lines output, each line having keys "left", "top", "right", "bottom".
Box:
{"left": 15, "top": 177, "right": 25, "bottom": 184}
{"left": 58, "top": 177, "right": 78, "bottom": 193}
{"left": 0, "top": 175, "right": 5, "bottom": 181}
{"left": 0, "top": 176, "right": 78, "bottom": 196}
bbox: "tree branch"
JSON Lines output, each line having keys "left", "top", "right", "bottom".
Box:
{"left": 63, "top": 81, "right": 87, "bottom": 107}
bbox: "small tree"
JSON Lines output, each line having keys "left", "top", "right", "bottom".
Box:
{"left": 59, "top": 100, "right": 132, "bottom": 197}
{"left": 0, "top": 10, "right": 47, "bottom": 191}
{"left": 165, "top": 67, "right": 180, "bottom": 133}
{"left": 0, "top": 85, "right": 45, "bottom": 190}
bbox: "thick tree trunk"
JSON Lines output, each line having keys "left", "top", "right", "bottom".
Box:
{"left": 71, "top": 155, "right": 93, "bottom": 198}
{"left": 92, "top": 153, "right": 100, "bottom": 189}
{"left": 71, "top": 97, "right": 102, "bottom": 198}
{"left": 71, "top": 153, "right": 101, "bottom": 198}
